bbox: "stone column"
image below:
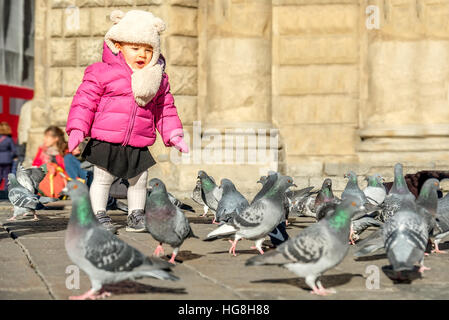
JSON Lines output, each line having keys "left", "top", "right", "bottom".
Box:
{"left": 200, "top": 0, "right": 272, "bottom": 127}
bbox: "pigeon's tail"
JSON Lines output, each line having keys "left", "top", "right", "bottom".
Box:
{"left": 205, "top": 223, "right": 237, "bottom": 240}
{"left": 354, "top": 229, "right": 384, "bottom": 258}
{"left": 386, "top": 230, "right": 425, "bottom": 272}
{"left": 38, "top": 196, "right": 59, "bottom": 204}
{"left": 142, "top": 269, "right": 180, "bottom": 281}
{"left": 187, "top": 226, "right": 199, "bottom": 239}
{"left": 180, "top": 203, "right": 195, "bottom": 213}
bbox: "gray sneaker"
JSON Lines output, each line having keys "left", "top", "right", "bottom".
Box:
{"left": 126, "top": 209, "right": 146, "bottom": 233}
{"left": 95, "top": 211, "right": 117, "bottom": 234}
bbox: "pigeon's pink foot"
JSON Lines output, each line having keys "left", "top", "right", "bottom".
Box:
{"left": 168, "top": 253, "right": 177, "bottom": 265}
{"left": 431, "top": 243, "right": 446, "bottom": 254}
{"left": 424, "top": 252, "right": 429, "bottom": 256}
{"left": 419, "top": 265, "right": 431, "bottom": 274}
{"left": 228, "top": 240, "right": 237, "bottom": 257}
{"left": 212, "top": 218, "right": 220, "bottom": 225}
{"left": 285, "top": 220, "right": 289, "bottom": 227}
{"left": 69, "top": 289, "right": 111, "bottom": 300}
{"left": 7, "top": 216, "right": 16, "bottom": 221}
{"left": 32, "top": 215, "right": 39, "bottom": 221}
{"left": 250, "top": 246, "right": 264, "bottom": 255}
{"left": 153, "top": 244, "right": 164, "bottom": 257}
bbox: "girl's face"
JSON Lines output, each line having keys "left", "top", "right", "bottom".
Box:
{"left": 43, "top": 132, "right": 59, "bottom": 148}
{"left": 115, "top": 42, "right": 153, "bottom": 70}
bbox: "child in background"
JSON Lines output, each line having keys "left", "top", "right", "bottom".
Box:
{"left": 66, "top": 10, "right": 188, "bottom": 234}
{"left": 0, "top": 122, "right": 17, "bottom": 190}
{"left": 32, "top": 126, "right": 68, "bottom": 170}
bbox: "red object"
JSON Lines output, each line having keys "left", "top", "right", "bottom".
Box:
{"left": 38, "top": 162, "right": 68, "bottom": 198}
{"left": 0, "top": 84, "right": 34, "bottom": 142}
{"left": 32, "top": 146, "right": 67, "bottom": 170}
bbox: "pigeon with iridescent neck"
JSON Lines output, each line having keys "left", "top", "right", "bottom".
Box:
{"left": 145, "top": 178, "right": 198, "bottom": 264}
{"left": 378, "top": 163, "right": 416, "bottom": 223}
{"left": 197, "top": 171, "right": 222, "bottom": 221}
{"left": 206, "top": 175, "right": 296, "bottom": 256}
{"left": 363, "top": 174, "right": 386, "bottom": 206}
{"left": 246, "top": 198, "right": 365, "bottom": 295}
{"left": 63, "top": 180, "right": 178, "bottom": 300}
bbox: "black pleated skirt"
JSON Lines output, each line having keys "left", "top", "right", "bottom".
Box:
{"left": 82, "top": 138, "right": 156, "bottom": 180}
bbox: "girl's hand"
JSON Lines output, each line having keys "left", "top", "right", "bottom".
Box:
{"left": 170, "top": 136, "right": 189, "bottom": 153}
{"left": 68, "top": 129, "right": 84, "bottom": 152}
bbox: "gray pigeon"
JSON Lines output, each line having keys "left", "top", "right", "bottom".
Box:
{"left": 145, "top": 178, "right": 198, "bottom": 264}
{"left": 197, "top": 170, "right": 222, "bottom": 219}
{"left": 206, "top": 175, "right": 296, "bottom": 256}
{"left": 215, "top": 179, "right": 249, "bottom": 224}
{"left": 246, "top": 198, "right": 365, "bottom": 295}
{"left": 298, "top": 178, "right": 339, "bottom": 219}
{"left": 63, "top": 180, "right": 178, "bottom": 300}
{"left": 16, "top": 163, "right": 46, "bottom": 194}
{"left": 342, "top": 171, "right": 367, "bottom": 204}
{"left": 166, "top": 192, "right": 195, "bottom": 213}
{"left": 354, "top": 179, "right": 440, "bottom": 276}
{"left": 191, "top": 179, "right": 206, "bottom": 208}
{"left": 432, "top": 192, "right": 449, "bottom": 253}
{"left": 7, "top": 173, "right": 55, "bottom": 221}
{"left": 363, "top": 174, "right": 386, "bottom": 205}
{"left": 378, "top": 163, "right": 416, "bottom": 223}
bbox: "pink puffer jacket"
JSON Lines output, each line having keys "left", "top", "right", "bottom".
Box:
{"left": 66, "top": 42, "right": 183, "bottom": 148}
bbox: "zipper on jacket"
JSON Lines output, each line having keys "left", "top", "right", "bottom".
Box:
{"left": 122, "top": 101, "right": 138, "bottom": 146}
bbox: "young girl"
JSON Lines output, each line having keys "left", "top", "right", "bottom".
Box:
{"left": 66, "top": 10, "right": 188, "bottom": 234}
{"left": 32, "top": 126, "right": 68, "bottom": 170}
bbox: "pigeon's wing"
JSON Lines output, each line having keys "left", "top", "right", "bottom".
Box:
{"left": 26, "top": 166, "right": 46, "bottom": 188}
{"left": 249, "top": 224, "right": 329, "bottom": 266}
{"left": 168, "top": 193, "right": 182, "bottom": 207}
{"left": 285, "top": 187, "right": 316, "bottom": 200}
{"left": 174, "top": 208, "right": 197, "bottom": 240}
{"left": 84, "top": 227, "right": 155, "bottom": 272}
{"left": 212, "top": 186, "right": 223, "bottom": 202}
{"left": 384, "top": 211, "right": 428, "bottom": 253}
{"left": 231, "top": 200, "right": 267, "bottom": 228}
{"left": 8, "top": 187, "right": 40, "bottom": 209}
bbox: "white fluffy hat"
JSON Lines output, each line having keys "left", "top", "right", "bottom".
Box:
{"left": 104, "top": 10, "right": 166, "bottom": 68}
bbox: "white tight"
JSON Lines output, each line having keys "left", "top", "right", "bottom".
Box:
{"left": 89, "top": 166, "right": 148, "bottom": 215}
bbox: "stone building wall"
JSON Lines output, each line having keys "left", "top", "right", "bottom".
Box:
{"left": 24, "top": 0, "right": 449, "bottom": 196}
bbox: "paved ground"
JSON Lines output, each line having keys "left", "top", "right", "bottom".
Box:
{"left": 1, "top": 198, "right": 449, "bottom": 300}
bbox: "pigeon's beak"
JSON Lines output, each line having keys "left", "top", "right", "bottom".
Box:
{"left": 292, "top": 183, "right": 297, "bottom": 188}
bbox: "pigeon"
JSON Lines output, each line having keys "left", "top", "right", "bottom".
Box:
{"left": 16, "top": 163, "right": 46, "bottom": 194}
{"left": 7, "top": 173, "right": 56, "bottom": 221}
{"left": 191, "top": 178, "right": 206, "bottom": 207}
{"left": 295, "top": 179, "right": 338, "bottom": 219}
{"left": 205, "top": 175, "right": 296, "bottom": 256}
{"left": 432, "top": 192, "right": 449, "bottom": 253}
{"left": 363, "top": 174, "right": 386, "bottom": 205}
{"left": 246, "top": 198, "right": 365, "bottom": 295}
{"left": 145, "top": 178, "right": 198, "bottom": 264}
{"left": 354, "top": 178, "right": 440, "bottom": 273}
{"left": 253, "top": 172, "right": 291, "bottom": 246}
{"left": 351, "top": 216, "right": 383, "bottom": 242}
{"left": 378, "top": 163, "right": 416, "bottom": 223}
{"left": 63, "top": 180, "right": 178, "bottom": 300}
{"left": 341, "top": 171, "right": 367, "bottom": 204}
{"left": 215, "top": 178, "right": 249, "bottom": 224}
{"left": 197, "top": 171, "right": 222, "bottom": 219}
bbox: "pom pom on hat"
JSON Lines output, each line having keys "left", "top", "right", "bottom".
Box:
{"left": 110, "top": 10, "right": 125, "bottom": 24}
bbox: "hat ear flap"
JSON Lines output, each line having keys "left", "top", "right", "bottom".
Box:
{"left": 152, "top": 17, "right": 166, "bottom": 34}
{"left": 110, "top": 10, "right": 125, "bottom": 24}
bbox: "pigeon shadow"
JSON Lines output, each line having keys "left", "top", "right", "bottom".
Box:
{"left": 381, "top": 265, "right": 422, "bottom": 284}
{"left": 187, "top": 216, "right": 215, "bottom": 224}
{"left": 435, "top": 241, "right": 449, "bottom": 251}
{"left": 159, "top": 250, "right": 204, "bottom": 264}
{"left": 252, "top": 273, "right": 363, "bottom": 292}
{"left": 354, "top": 253, "right": 387, "bottom": 262}
{"left": 209, "top": 245, "right": 276, "bottom": 256}
{"left": 103, "top": 280, "right": 187, "bottom": 296}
